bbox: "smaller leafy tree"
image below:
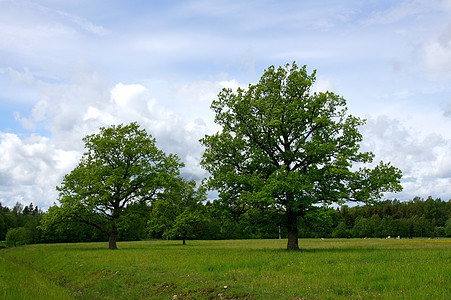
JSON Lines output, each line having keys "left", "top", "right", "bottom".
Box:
{"left": 6, "top": 227, "right": 28, "bottom": 247}
{"left": 41, "top": 122, "right": 183, "bottom": 249}
{"left": 352, "top": 216, "right": 372, "bottom": 238}
{"left": 117, "top": 202, "right": 150, "bottom": 241}
{"left": 169, "top": 207, "right": 208, "bottom": 245}
{"left": 332, "top": 222, "right": 349, "bottom": 238}
{"left": 40, "top": 206, "right": 106, "bottom": 243}
{"left": 149, "top": 178, "right": 208, "bottom": 244}
{"left": 147, "top": 199, "right": 177, "bottom": 239}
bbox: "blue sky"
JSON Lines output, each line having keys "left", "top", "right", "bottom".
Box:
{"left": 1, "top": 0, "right": 451, "bottom": 209}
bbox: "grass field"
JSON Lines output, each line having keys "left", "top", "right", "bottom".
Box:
{"left": 1, "top": 238, "right": 450, "bottom": 299}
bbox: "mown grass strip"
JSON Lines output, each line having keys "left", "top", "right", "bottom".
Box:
{"left": 0, "top": 253, "right": 74, "bottom": 299}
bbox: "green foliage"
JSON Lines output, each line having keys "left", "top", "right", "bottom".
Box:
{"left": 445, "top": 219, "right": 451, "bottom": 237}
{"left": 334, "top": 198, "right": 451, "bottom": 238}
{"left": 352, "top": 216, "right": 372, "bottom": 238}
{"left": 0, "top": 202, "right": 43, "bottom": 245}
{"left": 0, "top": 211, "right": 6, "bottom": 240}
{"left": 39, "top": 208, "right": 107, "bottom": 243}
{"left": 149, "top": 178, "right": 210, "bottom": 244}
{"left": 0, "top": 203, "right": 16, "bottom": 240}
{"left": 41, "top": 122, "right": 184, "bottom": 249}
{"left": 201, "top": 62, "right": 402, "bottom": 249}
{"left": 6, "top": 227, "right": 28, "bottom": 247}
{"left": 147, "top": 199, "right": 178, "bottom": 238}
{"left": 168, "top": 207, "right": 208, "bottom": 244}
{"left": 117, "top": 203, "right": 150, "bottom": 241}
{"left": 332, "top": 222, "right": 349, "bottom": 238}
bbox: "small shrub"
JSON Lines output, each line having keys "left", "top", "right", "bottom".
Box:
{"left": 434, "top": 226, "right": 446, "bottom": 237}
{"left": 6, "top": 227, "right": 28, "bottom": 247}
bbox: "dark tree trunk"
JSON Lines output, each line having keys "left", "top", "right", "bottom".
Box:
{"left": 109, "top": 226, "right": 118, "bottom": 250}
{"left": 286, "top": 208, "right": 299, "bottom": 250}
{"left": 183, "top": 238, "right": 186, "bottom": 245}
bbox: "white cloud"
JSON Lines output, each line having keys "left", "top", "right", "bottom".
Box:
{"left": 443, "top": 101, "right": 451, "bottom": 118}
{"left": 14, "top": 112, "right": 35, "bottom": 131}
{"left": 312, "top": 77, "right": 335, "bottom": 94}
{"left": 111, "top": 82, "right": 155, "bottom": 111}
{"left": 55, "top": 9, "right": 109, "bottom": 36}
{"left": 422, "top": 25, "right": 451, "bottom": 77}
{"left": 363, "top": 0, "right": 433, "bottom": 25}
{"left": 172, "top": 79, "right": 241, "bottom": 103}
{"left": 0, "top": 68, "right": 231, "bottom": 208}
{"left": 360, "top": 115, "right": 451, "bottom": 200}
{"left": 0, "top": 132, "right": 77, "bottom": 208}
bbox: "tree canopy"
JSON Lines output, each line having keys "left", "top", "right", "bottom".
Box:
{"left": 148, "top": 177, "right": 208, "bottom": 245}
{"left": 42, "top": 122, "right": 183, "bottom": 249}
{"left": 200, "top": 62, "right": 403, "bottom": 250}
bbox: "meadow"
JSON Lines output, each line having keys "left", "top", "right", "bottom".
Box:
{"left": 0, "top": 238, "right": 450, "bottom": 299}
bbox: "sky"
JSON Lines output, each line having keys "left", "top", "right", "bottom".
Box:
{"left": 1, "top": 0, "right": 451, "bottom": 210}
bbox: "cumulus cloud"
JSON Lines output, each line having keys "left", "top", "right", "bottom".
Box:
{"left": 421, "top": 23, "right": 451, "bottom": 77}
{"left": 360, "top": 115, "right": 451, "bottom": 200}
{"left": 312, "top": 77, "right": 335, "bottom": 94}
{"left": 0, "top": 68, "right": 237, "bottom": 208}
{"left": 0, "top": 132, "right": 79, "bottom": 208}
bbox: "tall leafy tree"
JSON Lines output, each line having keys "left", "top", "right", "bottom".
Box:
{"left": 200, "top": 62, "right": 402, "bottom": 250}
{"left": 42, "top": 122, "right": 183, "bottom": 249}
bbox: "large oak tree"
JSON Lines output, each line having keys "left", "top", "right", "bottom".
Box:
{"left": 200, "top": 63, "right": 402, "bottom": 250}
{"left": 43, "top": 122, "right": 183, "bottom": 249}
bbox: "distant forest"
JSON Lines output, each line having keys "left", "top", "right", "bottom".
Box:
{"left": 1, "top": 197, "right": 451, "bottom": 246}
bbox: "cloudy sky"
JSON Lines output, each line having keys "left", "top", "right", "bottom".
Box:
{"left": 1, "top": 0, "right": 451, "bottom": 210}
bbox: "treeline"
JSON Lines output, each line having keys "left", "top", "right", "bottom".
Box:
{"left": 305, "top": 197, "right": 451, "bottom": 238}
{"left": 1, "top": 197, "right": 451, "bottom": 246}
{"left": 0, "top": 203, "right": 43, "bottom": 246}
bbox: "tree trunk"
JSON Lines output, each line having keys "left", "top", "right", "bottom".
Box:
{"left": 109, "top": 226, "right": 118, "bottom": 250}
{"left": 286, "top": 208, "right": 299, "bottom": 250}
{"left": 183, "top": 238, "right": 186, "bottom": 245}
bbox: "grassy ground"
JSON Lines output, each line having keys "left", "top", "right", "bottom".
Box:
{"left": 0, "top": 238, "right": 450, "bottom": 299}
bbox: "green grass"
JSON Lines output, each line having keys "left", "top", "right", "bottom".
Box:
{"left": 1, "top": 239, "right": 450, "bottom": 299}
{"left": 0, "top": 253, "right": 73, "bottom": 300}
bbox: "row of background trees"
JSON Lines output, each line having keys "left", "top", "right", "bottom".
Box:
{"left": 2, "top": 197, "right": 451, "bottom": 247}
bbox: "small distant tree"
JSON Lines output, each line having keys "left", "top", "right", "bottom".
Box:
{"left": 352, "top": 216, "right": 372, "bottom": 238}
{"left": 332, "top": 222, "right": 349, "bottom": 238}
{"left": 433, "top": 226, "right": 446, "bottom": 237}
{"left": 6, "top": 227, "right": 28, "bottom": 247}
{"left": 169, "top": 207, "right": 207, "bottom": 245}
{"left": 149, "top": 178, "right": 208, "bottom": 245}
{"left": 41, "top": 122, "right": 183, "bottom": 249}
